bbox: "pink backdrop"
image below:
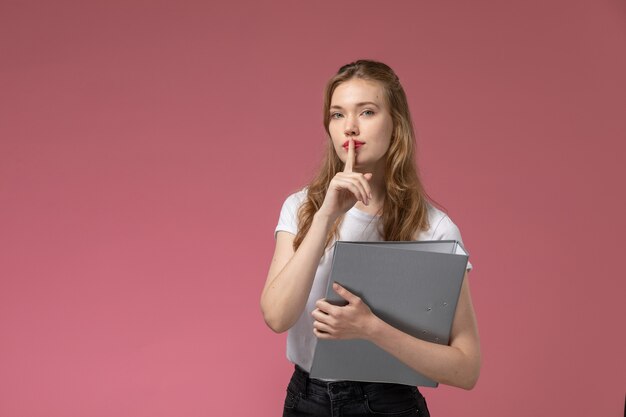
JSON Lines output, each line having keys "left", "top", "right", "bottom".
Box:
{"left": 1, "top": 1, "right": 624, "bottom": 416}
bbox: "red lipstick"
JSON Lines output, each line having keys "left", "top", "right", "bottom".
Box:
{"left": 342, "top": 140, "right": 365, "bottom": 150}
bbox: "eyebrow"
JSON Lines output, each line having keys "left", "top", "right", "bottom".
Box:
{"left": 329, "top": 101, "right": 381, "bottom": 110}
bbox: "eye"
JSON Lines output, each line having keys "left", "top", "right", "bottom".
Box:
{"left": 362, "top": 110, "right": 375, "bottom": 116}
{"left": 330, "top": 112, "right": 343, "bottom": 119}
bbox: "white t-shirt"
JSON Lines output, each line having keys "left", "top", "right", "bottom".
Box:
{"left": 274, "top": 188, "right": 473, "bottom": 372}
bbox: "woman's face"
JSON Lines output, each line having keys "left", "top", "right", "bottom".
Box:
{"left": 328, "top": 78, "right": 394, "bottom": 173}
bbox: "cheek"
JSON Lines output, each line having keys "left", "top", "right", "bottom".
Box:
{"left": 329, "top": 123, "right": 342, "bottom": 138}
{"left": 381, "top": 120, "right": 394, "bottom": 146}
{"left": 329, "top": 126, "right": 344, "bottom": 149}
{"left": 373, "top": 123, "right": 393, "bottom": 147}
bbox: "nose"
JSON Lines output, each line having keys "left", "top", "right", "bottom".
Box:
{"left": 344, "top": 116, "right": 359, "bottom": 136}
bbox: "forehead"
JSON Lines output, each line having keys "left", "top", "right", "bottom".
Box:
{"left": 331, "top": 79, "right": 386, "bottom": 107}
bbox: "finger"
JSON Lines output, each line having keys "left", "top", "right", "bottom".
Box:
{"left": 335, "top": 176, "right": 367, "bottom": 205}
{"left": 311, "top": 308, "right": 329, "bottom": 324}
{"left": 333, "top": 283, "right": 361, "bottom": 304}
{"left": 339, "top": 173, "right": 370, "bottom": 205}
{"left": 343, "top": 176, "right": 368, "bottom": 204}
{"left": 315, "top": 300, "right": 339, "bottom": 316}
{"left": 313, "top": 327, "right": 334, "bottom": 339}
{"left": 313, "top": 319, "right": 334, "bottom": 334}
{"left": 350, "top": 172, "right": 373, "bottom": 201}
{"left": 364, "top": 173, "right": 373, "bottom": 199}
{"left": 343, "top": 138, "right": 355, "bottom": 173}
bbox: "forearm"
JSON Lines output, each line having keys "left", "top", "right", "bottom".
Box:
{"left": 367, "top": 316, "right": 481, "bottom": 389}
{"left": 261, "top": 212, "right": 335, "bottom": 332}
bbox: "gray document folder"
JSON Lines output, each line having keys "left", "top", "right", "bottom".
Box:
{"left": 309, "top": 240, "right": 469, "bottom": 387}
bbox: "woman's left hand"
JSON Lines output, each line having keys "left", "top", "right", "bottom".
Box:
{"left": 312, "top": 283, "right": 378, "bottom": 340}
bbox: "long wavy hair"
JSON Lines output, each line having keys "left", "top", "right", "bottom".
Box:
{"left": 293, "top": 60, "right": 444, "bottom": 250}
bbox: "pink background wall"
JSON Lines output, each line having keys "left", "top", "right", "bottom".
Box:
{"left": 1, "top": 1, "right": 624, "bottom": 416}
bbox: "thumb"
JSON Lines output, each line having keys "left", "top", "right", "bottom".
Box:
{"left": 333, "top": 283, "right": 359, "bottom": 304}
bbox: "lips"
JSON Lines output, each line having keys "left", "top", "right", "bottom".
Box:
{"left": 342, "top": 140, "right": 365, "bottom": 150}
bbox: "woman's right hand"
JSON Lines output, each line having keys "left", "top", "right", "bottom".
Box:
{"left": 317, "top": 138, "right": 373, "bottom": 220}
{"left": 261, "top": 138, "right": 372, "bottom": 333}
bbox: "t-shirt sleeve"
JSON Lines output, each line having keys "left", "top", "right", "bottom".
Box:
{"left": 431, "top": 215, "right": 473, "bottom": 272}
{"left": 274, "top": 191, "right": 305, "bottom": 239}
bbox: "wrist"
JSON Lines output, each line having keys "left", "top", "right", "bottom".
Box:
{"left": 364, "top": 313, "right": 386, "bottom": 342}
{"left": 313, "top": 211, "right": 337, "bottom": 228}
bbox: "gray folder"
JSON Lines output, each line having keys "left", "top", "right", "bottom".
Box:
{"left": 309, "top": 240, "right": 469, "bottom": 387}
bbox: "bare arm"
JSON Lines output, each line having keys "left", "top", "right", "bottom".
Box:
{"left": 260, "top": 139, "right": 373, "bottom": 333}
{"left": 313, "top": 271, "right": 481, "bottom": 389}
{"left": 260, "top": 214, "right": 334, "bottom": 333}
{"left": 368, "top": 272, "right": 481, "bottom": 389}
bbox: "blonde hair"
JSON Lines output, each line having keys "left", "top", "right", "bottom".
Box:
{"left": 293, "top": 60, "right": 443, "bottom": 250}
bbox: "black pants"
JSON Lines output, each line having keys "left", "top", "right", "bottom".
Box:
{"left": 283, "top": 365, "right": 430, "bottom": 417}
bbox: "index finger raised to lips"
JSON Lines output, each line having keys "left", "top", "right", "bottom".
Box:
{"left": 344, "top": 138, "right": 355, "bottom": 172}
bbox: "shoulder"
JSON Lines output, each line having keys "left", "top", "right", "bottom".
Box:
{"left": 416, "top": 202, "right": 463, "bottom": 242}
{"left": 280, "top": 187, "right": 308, "bottom": 212}
{"left": 417, "top": 202, "right": 474, "bottom": 271}
{"left": 274, "top": 188, "right": 308, "bottom": 238}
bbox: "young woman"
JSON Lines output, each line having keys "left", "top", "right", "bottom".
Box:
{"left": 261, "top": 60, "right": 480, "bottom": 417}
